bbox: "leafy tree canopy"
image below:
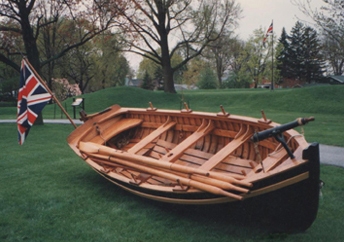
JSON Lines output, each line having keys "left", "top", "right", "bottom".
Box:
{"left": 111, "top": 0, "right": 242, "bottom": 93}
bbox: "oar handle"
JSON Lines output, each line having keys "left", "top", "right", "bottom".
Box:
{"left": 90, "top": 153, "right": 243, "bottom": 200}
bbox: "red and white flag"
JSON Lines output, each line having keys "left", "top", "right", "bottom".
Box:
{"left": 263, "top": 22, "right": 273, "bottom": 47}
{"left": 17, "top": 59, "right": 52, "bottom": 145}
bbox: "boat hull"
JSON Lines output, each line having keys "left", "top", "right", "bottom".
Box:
{"left": 88, "top": 143, "right": 319, "bottom": 232}
{"left": 233, "top": 143, "right": 320, "bottom": 232}
{"left": 67, "top": 105, "right": 321, "bottom": 232}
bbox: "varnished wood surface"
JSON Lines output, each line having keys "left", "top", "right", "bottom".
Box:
{"left": 67, "top": 104, "right": 311, "bottom": 204}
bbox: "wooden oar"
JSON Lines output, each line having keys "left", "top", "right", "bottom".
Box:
{"left": 184, "top": 174, "right": 249, "bottom": 193}
{"left": 79, "top": 141, "right": 252, "bottom": 188}
{"left": 91, "top": 154, "right": 249, "bottom": 193}
{"left": 87, "top": 153, "right": 244, "bottom": 200}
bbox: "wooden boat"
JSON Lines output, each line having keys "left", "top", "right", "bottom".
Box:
{"left": 67, "top": 103, "right": 321, "bottom": 232}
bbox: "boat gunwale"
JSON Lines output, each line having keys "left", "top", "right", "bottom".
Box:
{"left": 69, "top": 105, "right": 306, "bottom": 149}
{"left": 68, "top": 104, "right": 311, "bottom": 201}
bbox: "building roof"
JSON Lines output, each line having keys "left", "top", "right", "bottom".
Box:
{"left": 329, "top": 76, "right": 344, "bottom": 84}
{"left": 127, "top": 79, "right": 142, "bottom": 87}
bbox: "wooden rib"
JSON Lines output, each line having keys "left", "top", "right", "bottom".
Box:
{"left": 184, "top": 146, "right": 213, "bottom": 160}
{"left": 161, "top": 119, "right": 215, "bottom": 163}
{"left": 89, "top": 118, "right": 143, "bottom": 144}
{"left": 211, "top": 163, "right": 252, "bottom": 177}
{"left": 165, "top": 129, "right": 174, "bottom": 143}
{"left": 212, "top": 129, "right": 237, "bottom": 138}
{"left": 129, "top": 172, "right": 152, "bottom": 185}
{"left": 265, "top": 148, "right": 289, "bottom": 172}
{"left": 199, "top": 125, "right": 252, "bottom": 171}
{"left": 128, "top": 117, "right": 176, "bottom": 154}
{"left": 263, "top": 148, "right": 292, "bottom": 171}
{"left": 246, "top": 148, "right": 288, "bottom": 176}
{"left": 155, "top": 139, "right": 215, "bottom": 161}
{"left": 135, "top": 143, "right": 156, "bottom": 156}
{"left": 154, "top": 139, "right": 247, "bottom": 180}
{"left": 156, "top": 139, "right": 178, "bottom": 150}
{"left": 222, "top": 156, "right": 255, "bottom": 168}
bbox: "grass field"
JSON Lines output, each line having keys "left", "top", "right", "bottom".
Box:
{"left": 1, "top": 86, "right": 344, "bottom": 241}
{"left": 2, "top": 85, "right": 343, "bottom": 146}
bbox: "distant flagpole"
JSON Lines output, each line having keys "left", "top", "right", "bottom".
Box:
{"left": 271, "top": 20, "right": 274, "bottom": 91}
{"left": 263, "top": 20, "right": 274, "bottom": 91}
{"left": 23, "top": 58, "right": 77, "bottom": 129}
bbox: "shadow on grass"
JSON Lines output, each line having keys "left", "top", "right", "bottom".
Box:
{"left": 74, "top": 171, "right": 297, "bottom": 240}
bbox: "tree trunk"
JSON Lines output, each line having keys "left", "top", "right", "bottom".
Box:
{"left": 216, "top": 55, "right": 223, "bottom": 87}
{"left": 163, "top": 65, "right": 176, "bottom": 93}
{"left": 161, "top": 47, "right": 176, "bottom": 93}
{"left": 19, "top": 1, "right": 44, "bottom": 125}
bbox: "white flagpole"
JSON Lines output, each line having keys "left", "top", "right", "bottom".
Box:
{"left": 271, "top": 20, "right": 274, "bottom": 91}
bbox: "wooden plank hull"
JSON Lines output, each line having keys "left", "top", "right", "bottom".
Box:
{"left": 67, "top": 104, "right": 321, "bottom": 232}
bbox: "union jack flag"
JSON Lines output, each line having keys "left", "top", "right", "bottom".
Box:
{"left": 263, "top": 22, "right": 273, "bottom": 47}
{"left": 17, "top": 59, "right": 52, "bottom": 145}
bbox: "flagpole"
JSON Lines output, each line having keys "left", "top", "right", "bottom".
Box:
{"left": 271, "top": 20, "right": 274, "bottom": 91}
{"left": 24, "top": 58, "right": 78, "bottom": 129}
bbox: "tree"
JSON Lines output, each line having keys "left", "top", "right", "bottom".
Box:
{"left": 141, "top": 71, "right": 154, "bottom": 90}
{"left": 221, "top": 72, "right": 249, "bottom": 88}
{"left": 236, "top": 28, "right": 274, "bottom": 88}
{"left": 112, "top": 0, "right": 242, "bottom": 93}
{"left": 276, "top": 28, "right": 292, "bottom": 79}
{"left": 322, "top": 36, "right": 344, "bottom": 75}
{"left": 0, "top": 61, "right": 18, "bottom": 99}
{"left": 86, "top": 33, "right": 129, "bottom": 92}
{"left": 51, "top": 78, "right": 81, "bottom": 101}
{"left": 225, "top": 38, "right": 246, "bottom": 75}
{"left": 197, "top": 67, "right": 218, "bottom": 89}
{"left": 182, "top": 57, "right": 208, "bottom": 87}
{"left": 0, "top": 0, "right": 119, "bottom": 123}
{"left": 58, "top": 43, "right": 94, "bottom": 93}
{"left": 287, "top": 21, "right": 306, "bottom": 81}
{"left": 279, "top": 21, "right": 325, "bottom": 84}
{"left": 294, "top": 0, "right": 344, "bottom": 75}
{"left": 203, "top": 35, "right": 244, "bottom": 87}
{"left": 301, "top": 26, "right": 325, "bottom": 83}
{"left": 137, "top": 50, "right": 184, "bottom": 87}
{"left": 137, "top": 56, "right": 160, "bottom": 80}
{"left": 0, "top": 0, "right": 118, "bottom": 80}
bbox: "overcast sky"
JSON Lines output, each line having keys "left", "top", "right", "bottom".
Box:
{"left": 237, "top": 0, "right": 324, "bottom": 40}
{"left": 127, "top": 0, "right": 325, "bottom": 71}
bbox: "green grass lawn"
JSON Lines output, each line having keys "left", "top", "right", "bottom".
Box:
{"left": 0, "top": 124, "right": 343, "bottom": 241}
{"left": 1, "top": 86, "right": 344, "bottom": 241}
{"left": 2, "top": 85, "right": 343, "bottom": 146}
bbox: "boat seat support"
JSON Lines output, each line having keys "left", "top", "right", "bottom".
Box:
{"left": 129, "top": 173, "right": 152, "bottom": 186}
{"left": 90, "top": 118, "right": 143, "bottom": 144}
{"left": 128, "top": 117, "right": 176, "bottom": 154}
{"left": 199, "top": 125, "right": 252, "bottom": 171}
{"left": 161, "top": 119, "right": 214, "bottom": 163}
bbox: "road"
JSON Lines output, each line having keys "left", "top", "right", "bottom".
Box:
{"left": 320, "top": 144, "right": 344, "bottom": 168}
